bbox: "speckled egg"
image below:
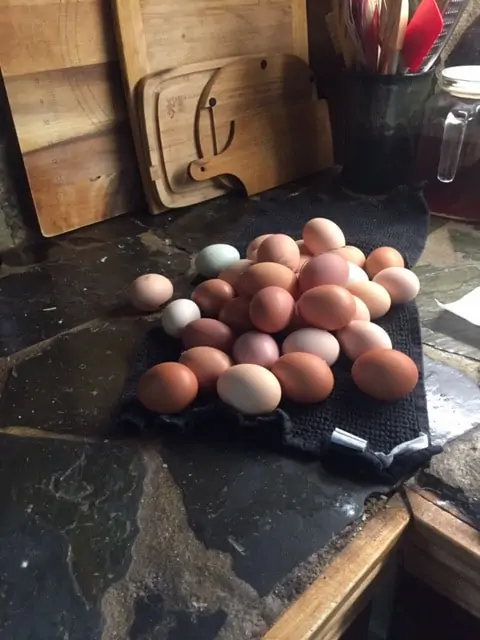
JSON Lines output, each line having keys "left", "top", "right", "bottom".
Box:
{"left": 129, "top": 274, "right": 174, "bottom": 311}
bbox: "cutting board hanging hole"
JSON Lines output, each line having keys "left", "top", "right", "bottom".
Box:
{"left": 261, "top": 59, "right": 267, "bottom": 69}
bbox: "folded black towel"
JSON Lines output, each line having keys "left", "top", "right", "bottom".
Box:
{"left": 116, "top": 184, "right": 438, "bottom": 484}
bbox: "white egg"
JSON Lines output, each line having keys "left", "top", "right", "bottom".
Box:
{"left": 347, "top": 262, "right": 369, "bottom": 285}
{"left": 195, "top": 244, "right": 241, "bottom": 278}
{"left": 161, "top": 299, "right": 201, "bottom": 337}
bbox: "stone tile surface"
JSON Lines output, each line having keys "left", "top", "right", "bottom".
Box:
{"left": 0, "top": 181, "right": 479, "bottom": 638}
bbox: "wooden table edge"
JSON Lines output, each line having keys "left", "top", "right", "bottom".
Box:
{"left": 264, "top": 495, "right": 410, "bottom": 640}
{"left": 402, "top": 487, "right": 480, "bottom": 619}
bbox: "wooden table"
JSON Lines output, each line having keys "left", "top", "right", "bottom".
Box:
{"left": 264, "top": 488, "right": 480, "bottom": 639}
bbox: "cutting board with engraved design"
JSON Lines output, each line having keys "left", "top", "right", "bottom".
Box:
{"left": 113, "top": 0, "right": 309, "bottom": 211}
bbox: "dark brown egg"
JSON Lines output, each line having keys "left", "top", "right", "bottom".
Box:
{"left": 191, "top": 279, "right": 235, "bottom": 317}
{"left": 218, "top": 297, "right": 254, "bottom": 334}
{"left": 181, "top": 318, "right": 235, "bottom": 352}
{"left": 136, "top": 362, "right": 198, "bottom": 413}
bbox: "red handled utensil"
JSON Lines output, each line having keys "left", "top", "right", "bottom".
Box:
{"left": 402, "top": 0, "right": 443, "bottom": 72}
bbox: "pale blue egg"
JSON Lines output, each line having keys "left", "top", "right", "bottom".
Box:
{"left": 195, "top": 244, "right": 240, "bottom": 278}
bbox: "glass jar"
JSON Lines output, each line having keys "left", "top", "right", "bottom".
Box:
{"left": 416, "top": 66, "right": 480, "bottom": 221}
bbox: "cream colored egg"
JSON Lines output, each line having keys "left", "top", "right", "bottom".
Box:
{"left": 302, "top": 218, "right": 346, "bottom": 255}
{"left": 337, "top": 320, "right": 392, "bottom": 361}
{"left": 352, "top": 296, "right": 371, "bottom": 321}
{"left": 373, "top": 267, "right": 420, "bottom": 304}
{"left": 217, "top": 364, "right": 282, "bottom": 415}
{"left": 282, "top": 328, "right": 340, "bottom": 366}
{"left": 347, "top": 262, "right": 369, "bottom": 286}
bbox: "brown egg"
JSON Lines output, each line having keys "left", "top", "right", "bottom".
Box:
{"left": 218, "top": 259, "right": 253, "bottom": 291}
{"left": 257, "top": 234, "right": 300, "bottom": 271}
{"left": 298, "top": 285, "right": 356, "bottom": 331}
{"left": 351, "top": 349, "right": 419, "bottom": 401}
{"left": 272, "top": 353, "right": 334, "bottom": 403}
{"left": 298, "top": 254, "right": 349, "bottom": 292}
{"left": 246, "top": 234, "right": 272, "bottom": 260}
{"left": 237, "top": 262, "right": 298, "bottom": 296}
{"left": 179, "top": 346, "right": 232, "bottom": 390}
{"left": 365, "top": 247, "right": 405, "bottom": 278}
{"left": 232, "top": 331, "right": 280, "bottom": 369}
{"left": 137, "top": 362, "right": 198, "bottom": 413}
{"left": 181, "top": 318, "right": 235, "bottom": 352}
{"left": 329, "top": 246, "right": 366, "bottom": 267}
{"left": 249, "top": 286, "right": 295, "bottom": 333}
{"left": 218, "top": 297, "right": 254, "bottom": 334}
{"left": 347, "top": 281, "right": 391, "bottom": 320}
{"left": 191, "top": 279, "right": 235, "bottom": 317}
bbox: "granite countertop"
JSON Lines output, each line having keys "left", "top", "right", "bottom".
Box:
{"left": 0, "top": 180, "right": 479, "bottom": 639}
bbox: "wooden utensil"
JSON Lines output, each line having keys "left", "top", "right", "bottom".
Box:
{"left": 379, "top": 0, "right": 410, "bottom": 74}
{"left": 0, "top": 0, "right": 141, "bottom": 236}
{"left": 195, "top": 55, "right": 317, "bottom": 160}
{"left": 402, "top": 0, "right": 444, "bottom": 72}
{"left": 113, "top": 0, "right": 309, "bottom": 212}
{"left": 189, "top": 101, "right": 333, "bottom": 195}
{"left": 139, "top": 59, "right": 239, "bottom": 207}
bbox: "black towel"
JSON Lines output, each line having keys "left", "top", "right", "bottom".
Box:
{"left": 116, "top": 184, "right": 438, "bottom": 484}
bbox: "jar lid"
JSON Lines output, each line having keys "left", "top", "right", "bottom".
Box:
{"left": 442, "top": 66, "right": 480, "bottom": 98}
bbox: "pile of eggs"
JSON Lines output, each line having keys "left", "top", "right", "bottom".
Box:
{"left": 129, "top": 218, "right": 421, "bottom": 416}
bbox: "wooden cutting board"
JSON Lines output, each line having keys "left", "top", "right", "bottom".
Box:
{"left": 196, "top": 54, "right": 317, "bottom": 159}
{"left": 189, "top": 100, "right": 334, "bottom": 194}
{"left": 139, "top": 59, "right": 239, "bottom": 208}
{"left": 113, "top": 0, "right": 309, "bottom": 212}
{"left": 0, "top": 0, "right": 142, "bottom": 237}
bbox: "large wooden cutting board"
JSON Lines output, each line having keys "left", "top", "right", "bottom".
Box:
{"left": 114, "top": 0, "right": 309, "bottom": 212}
{"left": 0, "top": 0, "right": 142, "bottom": 237}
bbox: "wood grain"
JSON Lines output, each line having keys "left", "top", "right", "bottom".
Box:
{"left": 0, "top": 0, "right": 142, "bottom": 237}
{"left": 114, "top": 0, "right": 310, "bottom": 211}
{"left": 404, "top": 488, "right": 480, "bottom": 619}
{"left": 263, "top": 497, "right": 410, "bottom": 640}
{"left": 196, "top": 54, "right": 317, "bottom": 158}
{"left": 190, "top": 100, "right": 333, "bottom": 195}
{"left": 139, "top": 59, "right": 238, "bottom": 207}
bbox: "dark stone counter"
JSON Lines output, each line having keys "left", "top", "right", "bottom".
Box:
{"left": 0, "top": 179, "right": 479, "bottom": 638}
